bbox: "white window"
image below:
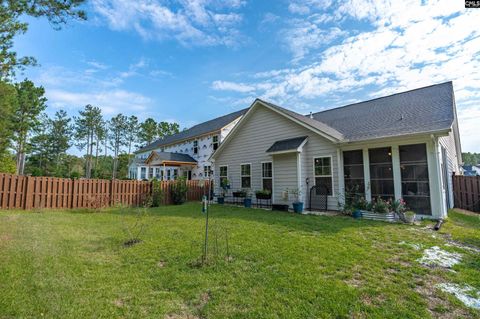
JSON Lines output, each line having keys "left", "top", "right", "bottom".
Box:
{"left": 219, "top": 166, "right": 228, "bottom": 187}
{"left": 173, "top": 169, "right": 178, "bottom": 180}
{"left": 140, "top": 167, "right": 146, "bottom": 180}
{"left": 167, "top": 170, "right": 171, "bottom": 180}
{"left": 155, "top": 168, "right": 161, "bottom": 179}
{"left": 148, "top": 167, "right": 154, "bottom": 179}
{"left": 204, "top": 165, "right": 212, "bottom": 178}
{"left": 262, "top": 162, "right": 273, "bottom": 192}
{"left": 241, "top": 164, "right": 251, "bottom": 188}
{"left": 193, "top": 140, "right": 198, "bottom": 154}
{"left": 314, "top": 157, "right": 333, "bottom": 196}
{"left": 212, "top": 135, "right": 219, "bottom": 150}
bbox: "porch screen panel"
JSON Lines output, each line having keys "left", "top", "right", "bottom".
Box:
{"left": 343, "top": 150, "right": 364, "bottom": 197}
{"left": 399, "top": 143, "right": 431, "bottom": 215}
{"left": 369, "top": 147, "right": 394, "bottom": 200}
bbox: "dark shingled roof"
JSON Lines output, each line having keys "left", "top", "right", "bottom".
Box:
{"left": 149, "top": 151, "right": 197, "bottom": 164}
{"left": 136, "top": 108, "right": 248, "bottom": 153}
{"left": 310, "top": 82, "right": 455, "bottom": 142}
{"left": 266, "top": 136, "right": 308, "bottom": 153}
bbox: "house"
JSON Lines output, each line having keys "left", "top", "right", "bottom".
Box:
{"left": 462, "top": 165, "right": 480, "bottom": 176}
{"left": 129, "top": 108, "right": 247, "bottom": 180}
{"left": 210, "top": 82, "right": 462, "bottom": 219}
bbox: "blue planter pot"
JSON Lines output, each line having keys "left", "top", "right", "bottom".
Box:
{"left": 244, "top": 198, "right": 252, "bottom": 208}
{"left": 217, "top": 197, "right": 225, "bottom": 204}
{"left": 353, "top": 210, "right": 363, "bottom": 219}
{"left": 292, "top": 202, "right": 304, "bottom": 213}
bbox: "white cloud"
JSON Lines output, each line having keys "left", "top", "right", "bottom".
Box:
{"left": 211, "top": 80, "right": 255, "bottom": 93}
{"left": 91, "top": 0, "right": 245, "bottom": 47}
{"left": 211, "top": 0, "right": 480, "bottom": 151}
{"left": 47, "top": 89, "right": 152, "bottom": 115}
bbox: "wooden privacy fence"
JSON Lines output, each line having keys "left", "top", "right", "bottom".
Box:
{"left": 452, "top": 174, "right": 480, "bottom": 213}
{"left": 0, "top": 173, "right": 212, "bottom": 210}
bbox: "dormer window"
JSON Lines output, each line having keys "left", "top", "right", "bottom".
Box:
{"left": 193, "top": 140, "right": 198, "bottom": 154}
{"left": 212, "top": 135, "right": 219, "bottom": 150}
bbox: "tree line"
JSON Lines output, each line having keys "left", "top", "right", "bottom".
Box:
{"left": 0, "top": 0, "right": 181, "bottom": 179}
{"left": 0, "top": 80, "right": 180, "bottom": 179}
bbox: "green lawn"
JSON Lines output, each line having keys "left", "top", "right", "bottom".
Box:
{"left": 0, "top": 204, "right": 479, "bottom": 319}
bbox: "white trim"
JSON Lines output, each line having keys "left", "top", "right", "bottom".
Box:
{"left": 312, "top": 155, "right": 334, "bottom": 197}
{"left": 297, "top": 153, "right": 302, "bottom": 200}
{"left": 362, "top": 149, "right": 371, "bottom": 201}
{"left": 433, "top": 137, "right": 447, "bottom": 218}
{"left": 391, "top": 145, "right": 402, "bottom": 200}
{"left": 240, "top": 163, "right": 252, "bottom": 189}
{"left": 337, "top": 149, "right": 345, "bottom": 205}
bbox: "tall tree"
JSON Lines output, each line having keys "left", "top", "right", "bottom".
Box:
{"left": 49, "top": 110, "right": 72, "bottom": 174}
{"left": 0, "top": 80, "right": 16, "bottom": 156}
{"left": 109, "top": 114, "right": 128, "bottom": 179}
{"left": 158, "top": 121, "right": 180, "bottom": 139}
{"left": 138, "top": 118, "right": 158, "bottom": 146}
{"left": 93, "top": 117, "right": 106, "bottom": 176}
{"left": 0, "top": 0, "right": 86, "bottom": 79}
{"left": 11, "top": 79, "right": 47, "bottom": 175}
{"left": 125, "top": 115, "right": 138, "bottom": 177}
{"left": 28, "top": 113, "right": 50, "bottom": 174}
{"left": 74, "top": 105, "right": 103, "bottom": 178}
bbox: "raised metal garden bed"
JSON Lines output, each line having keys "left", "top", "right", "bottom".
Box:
{"left": 358, "top": 211, "right": 399, "bottom": 222}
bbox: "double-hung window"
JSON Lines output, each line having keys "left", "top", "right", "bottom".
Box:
{"left": 219, "top": 166, "right": 228, "bottom": 187}
{"left": 241, "top": 164, "right": 251, "bottom": 188}
{"left": 212, "top": 136, "right": 219, "bottom": 150}
{"left": 193, "top": 140, "right": 198, "bottom": 154}
{"left": 261, "top": 162, "right": 272, "bottom": 192}
{"left": 204, "top": 165, "right": 212, "bottom": 178}
{"left": 140, "top": 167, "right": 146, "bottom": 180}
{"left": 314, "top": 157, "right": 333, "bottom": 195}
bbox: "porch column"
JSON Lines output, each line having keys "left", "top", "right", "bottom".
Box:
{"left": 163, "top": 163, "right": 166, "bottom": 181}
{"left": 362, "top": 148, "right": 372, "bottom": 202}
{"left": 391, "top": 145, "right": 403, "bottom": 200}
{"left": 297, "top": 152, "right": 303, "bottom": 202}
{"left": 337, "top": 149, "right": 345, "bottom": 205}
{"left": 137, "top": 166, "right": 141, "bottom": 180}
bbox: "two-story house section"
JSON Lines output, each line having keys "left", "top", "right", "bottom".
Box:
{"left": 129, "top": 108, "right": 247, "bottom": 180}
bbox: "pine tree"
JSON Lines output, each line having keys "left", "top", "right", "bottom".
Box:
{"left": 138, "top": 118, "right": 158, "bottom": 146}
{"left": 74, "top": 105, "right": 103, "bottom": 178}
{"left": 11, "top": 79, "right": 47, "bottom": 175}
{"left": 109, "top": 114, "right": 128, "bottom": 179}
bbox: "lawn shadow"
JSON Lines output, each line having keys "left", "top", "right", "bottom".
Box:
{"left": 135, "top": 203, "right": 401, "bottom": 236}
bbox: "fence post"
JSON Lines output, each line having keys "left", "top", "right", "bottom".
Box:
{"left": 110, "top": 179, "right": 115, "bottom": 206}
{"left": 24, "top": 176, "right": 34, "bottom": 210}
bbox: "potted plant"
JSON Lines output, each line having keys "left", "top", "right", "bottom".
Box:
{"left": 290, "top": 188, "right": 303, "bottom": 213}
{"left": 403, "top": 210, "right": 416, "bottom": 224}
{"left": 217, "top": 178, "right": 229, "bottom": 204}
{"left": 255, "top": 189, "right": 272, "bottom": 200}
{"left": 243, "top": 188, "right": 252, "bottom": 208}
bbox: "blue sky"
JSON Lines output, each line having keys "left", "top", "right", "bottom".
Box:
{"left": 14, "top": 0, "right": 480, "bottom": 152}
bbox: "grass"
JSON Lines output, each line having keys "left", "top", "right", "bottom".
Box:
{"left": 0, "top": 204, "right": 479, "bottom": 319}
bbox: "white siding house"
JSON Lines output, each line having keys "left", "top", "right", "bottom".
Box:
{"left": 211, "top": 82, "right": 462, "bottom": 219}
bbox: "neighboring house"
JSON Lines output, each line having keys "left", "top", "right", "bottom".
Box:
{"left": 129, "top": 109, "right": 247, "bottom": 181}
{"left": 211, "top": 82, "right": 462, "bottom": 219}
{"left": 462, "top": 165, "right": 480, "bottom": 176}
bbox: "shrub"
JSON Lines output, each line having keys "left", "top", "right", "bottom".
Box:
{"left": 151, "top": 179, "right": 164, "bottom": 207}
{"left": 255, "top": 189, "right": 272, "bottom": 199}
{"left": 372, "top": 197, "right": 391, "bottom": 214}
{"left": 171, "top": 177, "right": 188, "bottom": 205}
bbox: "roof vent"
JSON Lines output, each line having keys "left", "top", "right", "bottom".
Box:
{"left": 309, "top": 111, "right": 313, "bottom": 119}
